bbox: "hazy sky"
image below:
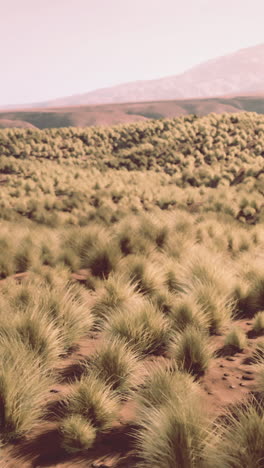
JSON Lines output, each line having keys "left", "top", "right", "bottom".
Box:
{"left": 1, "top": 0, "right": 264, "bottom": 106}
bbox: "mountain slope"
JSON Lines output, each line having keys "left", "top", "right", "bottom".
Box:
{"left": 41, "top": 43, "right": 264, "bottom": 107}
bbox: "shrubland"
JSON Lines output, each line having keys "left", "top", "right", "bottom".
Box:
{"left": 0, "top": 112, "right": 264, "bottom": 465}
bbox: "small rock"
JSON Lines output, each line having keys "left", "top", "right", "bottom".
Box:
{"left": 223, "top": 373, "right": 230, "bottom": 376}
{"left": 222, "top": 376, "right": 227, "bottom": 380}
{"left": 244, "top": 370, "right": 254, "bottom": 375}
{"left": 226, "top": 357, "right": 236, "bottom": 361}
{"left": 246, "top": 322, "right": 252, "bottom": 325}
{"left": 229, "top": 385, "right": 236, "bottom": 389}
{"left": 219, "top": 364, "right": 224, "bottom": 368}
{"left": 50, "top": 389, "right": 60, "bottom": 393}
{"left": 242, "top": 375, "right": 254, "bottom": 381}
{"left": 207, "top": 391, "right": 213, "bottom": 395}
{"left": 239, "top": 382, "right": 246, "bottom": 387}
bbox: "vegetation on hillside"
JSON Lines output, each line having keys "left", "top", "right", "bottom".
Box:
{"left": 0, "top": 112, "right": 264, "bottom": 466}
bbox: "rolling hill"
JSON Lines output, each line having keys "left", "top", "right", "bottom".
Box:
{"left": 1, "top": 95, "right": 264, "bottom": 129}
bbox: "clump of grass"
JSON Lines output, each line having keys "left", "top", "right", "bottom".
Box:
{"left": 168, "top": 295, "right": 209, "bottom": 333}
{"left": 104, "top": 300, "right": 170, "bottom": 355}
{"left": 170, "top": 325, "right": 213, "bottom": 378}
{"left": 246, "top": 275, "right": 264, "bottom": 316}
{"left": 253, "top": 311, "right": 264, "bottom": 334}
{"left": 135, "top": 394, "right": 210, "bottom": 468}
{"left": 15, "top": 307, "right": 64, "bottom": 368}
{"left": 0, "top": 336, "right": 54, "bottom": 441}
{"left": 193, "top": 283, "right": 233, "bottom": 334}
{"left": 62, "top": 372, "right": 120, "bottom": 431}
{"left": 224, "top": 327, "right": 247, "bottom": 352}
{"left": 86, "top": 338, "right": 144, "bottom": 396}
{"left": 59, "top": 415, "right": 97, "bottom": 454}
{"left": 87, "top": 244, "right": 121, "bottom": 279}
{"left": 44, "top": 283, "right": 95, "bottom": 350}
{"left": 204, "top": 399, "right": 264, "bottom": 468}
{"left": 138, "top": 364, "right": 202, "bottom": 410}
{"left": 252, "top": 340, "right": 264, "bottom": 363}
{"left": 13, "top": 237, "right": 37, "bottom": 273}
{"left": 122, "top": 255, "right": 166, "bottom": 297}
{"left": 91, "top": 274, "right": 141, "bottom": 322}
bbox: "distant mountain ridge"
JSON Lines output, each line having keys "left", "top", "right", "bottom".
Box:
{"left": 1, "top": 43, "right": 264, "bottom": 111}
{"left": 38, "top": 43, "right": 264, "bottom": 108}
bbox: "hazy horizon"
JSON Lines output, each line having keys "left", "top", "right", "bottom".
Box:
{"left": 1, "top": 0, "right": 264, "bottom": 106}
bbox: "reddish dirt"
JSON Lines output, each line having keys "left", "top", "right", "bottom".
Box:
{"left": 1, "top": 275, "right": 263, "bottom": 468}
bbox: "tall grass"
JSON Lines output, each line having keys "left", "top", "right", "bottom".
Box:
{"left": 135, "top": 394, "right": 210, "bottom": 468}
{"left": 85, "top": 337, "right": 144, "bottom": 396}
{"left": 204, "top": 399, "right": 264, "bottom": 468}
{"left": 170, "top": 325, "right": 213, "bottom": 378}
{"left": 0, "top": 336, "right": 55, "bottom": 441}
{"left": 61, "top": 372, "right": 120, "bottom": 431}
{"left": 104, "top": 299, "right": 170, "bottom": 355}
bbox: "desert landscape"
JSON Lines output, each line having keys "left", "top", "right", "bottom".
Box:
{"left": 1, "top": 1, "right": 264, "bottom": 466}
{"left": 0, "top": 110, "right": 264, "bottom": 467}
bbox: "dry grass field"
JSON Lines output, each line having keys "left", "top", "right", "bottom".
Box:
{"left": 0, "top": 112, "right": 264, "bottom": 467}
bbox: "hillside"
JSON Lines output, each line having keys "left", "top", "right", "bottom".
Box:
{"left": 1, "top": 112, "right": 264, "bottom": 467}
{"left": 1, "top": 95, "right": 264, "bottom": 129}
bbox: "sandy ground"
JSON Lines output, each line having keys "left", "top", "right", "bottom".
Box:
{"left": 1, "top": 275, "right": 263, "bottom": 467}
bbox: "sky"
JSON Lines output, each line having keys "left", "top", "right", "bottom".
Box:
{"left": 1, "top": 0, "right": 264, "bottom": 106}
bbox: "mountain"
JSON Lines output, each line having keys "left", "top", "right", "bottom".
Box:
{"left": 37, "top": 43, "right": 264, "bottom": 108}
{"left": 1, "top": 96, "right": 264, "bottom": 129}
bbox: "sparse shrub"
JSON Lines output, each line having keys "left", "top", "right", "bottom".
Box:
{"left": 59, "top": 414, "right": 97, "bottom": 454}
{"left": 224, "top": 327, "right": 247, "bottom": 352}
{"left": 170, "top": 325, "right": 213, "bottom": 378}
